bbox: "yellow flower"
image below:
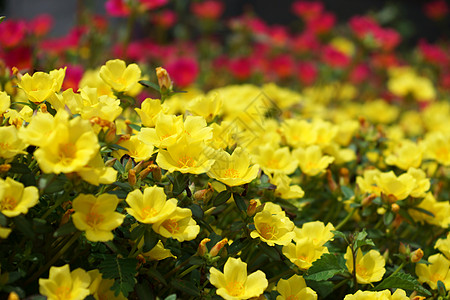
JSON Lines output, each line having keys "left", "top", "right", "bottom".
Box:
{"left": 356, "top": 169, "right": 383, "bottom": 195}
{"left": 252, "top": 145, "right": 298, "bottom": 175}
{"left": 99, "top": 59, "right": 141, "bottom": 93}
{"left": 293, "top": 145, "right": 334, "bottom": 176}
{"left": 374, "top": 171, "right": 415, "bottom": 201}
{"left": 88, "top": 269, "right": 126, "bottom": 300}
{"left": 271, "top": 173, "right": 305, "bottom": 200}
{"left": 362, "top": 100, "right": 399, "bottom": 124}
{"left": 138, "top": 113, "right": 183, "bottom": 148}
{"left": 0, "top": 177, "right": 39, "bottom": 218}
{"left": 187, "top": 92, "right": 223, "bottom": 122}
{"left": 135, "top": 98, "right": 167, "bottom": 127}
{"left": 209, "top": 257, "right": 268, "bottom": 300}
{"left": 34, "top": 113, "right": 99, "bottom": 174}
{"left": 207, "top": 147, "right": 259, "bottom": 187}
{"left": 39, "top": 264, "right": 91, "bottom": 300}
{"left": 76, "top": 152, "right": 117, "bottom": 186}
{"left": 0, "top": 126, "right": 27, "bottom": 159}
{"left": 0, "top": 225, "right": 12, "bottom": 239}
{"left": 407, "top": 167, "right": 430, "bottom": 198}
{"left": 435, "top": 233, "right": 450, "bottom": 259}
{"left": 422, "top": 132, "right": 450, "bottom": 166}
{"left": 18, "top": 68, "right": 65, "bottom": 103}
{"left": 250, "top": 202, "right": 295, "bottom": 246}
{"left": 385, "top": 140, "right": 423, "bottom": 170}
{"left": 282, "top": 238, "right": 328, "bottom": 270}
{"left": 282, "top": 119, "right": 317, "bottom": 148}
{"left": 4, "top": 105, "right": 33, "bottom": 127}
{"left": 125, "top": 186, "right": 177, "bottom": 224}
{"left": 156, "top": 137, "right": 215, "bottom": 174}
{"left": 344, "top": 289, "right": 409, "bottom": 300}
{"left": 409, "top": 192, "right": 450, "bottom": 228}
{"left": 416, "top": 254, "right": 450, "bottom": 290}
{"left": 78, "top": 87, "right": 123, "bottom": 122}
{"left": 114, "top": 135, "right": 154, "bottom": 162}
{"left": 19, "top": 111, "right": 67, "bottom": 147}
{"left": 79, "top": 68, "right": 115, "bottom": 98}
{"left": 140, "top": 240, "right": 176, "bottom": 260}
{"left": 294, "top": 221, "right": 334, "bottom": 247}
{"left": 344, "top": 247, "right": 386, "bottom": 284}
{"left": 152, "top": 207, "right": 200, "bottom": 242}
{"left": 72, "top": 193, "right": 124, "bottom": 242}
{"left": 276, "top": 275, "right": 317, "bottom": 300}
{"left": 0, "top": 91, "right": 11, "bottom": 115}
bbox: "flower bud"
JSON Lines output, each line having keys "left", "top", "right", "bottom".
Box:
{"left": 156, "top": 67, "right": 173, "bottom": 93}
{"left": 105, "top": 158, "right": 117, "bottom": 167}
{"left": 198, "top": 238, "right": 210, "bottom": 256}
{"left": 40, "top": 103, "right": 48, "bottom": 113}
{"left": 361, "top": 193, "right": 377, "bottom": 206}
{"left": 125, "top": 157, "right": 134, "bottom": 172}
{"left": 391, "top": 203, "right": 400, "bottom": 213}
{"left": 12, "top": 67, "right": 22, "bottom": 80}
{"left": 339, "top": 167, "right": 350, "bottom": 186}
{"left": 7, "top": 292, "right": 20, "bottom": 300}
{"left": 327, "top": 169, "right": 338, "bottom": 193}
{"left": 136, "top": 254, "right": 146, "bottom": 267}
{"left": 194, "top": 183, "right": 214, "bottom": 203}
{"left": 105, "top": 121, "right": 117, "bottom": 144}
{"left": 117, "top": 134, "right": 131, "bottom": 145}
{"left": 411, "top": 248, "right": 424, "bottom": 263}
{"left": 399, "top": 243, "right": 410, "bottom": 255}
{"left": 210, "top": 238, "right": 228, "bottom": 257}
{"left": 0, "top": 163, "right": 11, "bottom": 173}
{"left": 128, "top": 169, "right": 137, "bottom": 186}
{"left": 247, "top": 199, "right": 259, "bottom": 217}
{"left": 150, "top": 164, "right": 162, "bottom": 182}
{"left": 60, "top": 208, "right": 74, "bottom": 226}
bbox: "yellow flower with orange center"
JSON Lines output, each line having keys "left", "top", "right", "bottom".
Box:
{"left": 72, "top": 193, "right": 124, "bottom": 242}
{"left": 344, "top": 247, "right": 386, "bottom": 284}
{"left": 282, "top": 238, "right": 329, "bottom": 270}
{"left": 276, "top": 275, "right": 317, "bottom": 300}
{"left": 18, "top": 67, "right": 66, "bottom": 103}
{"left": 293, "top": 145, "right": 334, "bottom": 176}
{"left": 0, "top": 125, "right": 27, "bottom": 160}
{"left": 209, "top": 257, "right": 268, "bottom": 300}
{"left": 99, "top": 59, "right": 142, "bottom": 93}
{"left": 416, "top": 254, "right": 450, "bottom": 290}
{"left": 125, "top": 186, "right": 177, "bottom": 224}
{"left": 152, "top": 207, "right": 200, "bottom": 242}
{"left": 0, "top": 177, "right": 39, "bottom": 218}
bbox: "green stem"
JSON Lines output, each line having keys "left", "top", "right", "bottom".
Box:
{"left": 390, "top": 261, "right": 406, "bottom": 277}
{"left": 333, "top": 278, "right": 350, "bottom": 290}
{"left": 128, "top": 234, "right": 144, "bottom": 258}
{"left": 269, "top": 268, "right": 295, "bottom": 283}
{"left": 164, "top": 255, "right": 196, "bottom": 279}
{"left": 26, "top": 231, "right": 81, "bottom": 285}
{"left": 336, "top": 208, "right": 357, "bottom": 230}
{"left": 41, "top": 194, "right": 68, "bottom": 220}
{"left": 179, "top": 264, "right": 200, "bottom": 278}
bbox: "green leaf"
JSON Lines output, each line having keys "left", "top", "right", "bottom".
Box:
{"left": 113, "top": 160, "right": 126, "bottom": 174}
{"left": 0, "top": 16, "right": 5, "bottom": 24}
{"left": 171, "top": 173, "right": 189, "bottom": 196}
{"left": 164, "top": 295, "right": 177, "bottom": 300}
{"left": 128, "top": 124, "right": 141, "bottom": 131}
{"left": 213, "top": 190, "right": 231, "bottom": 206}
{"left": 53, "top": 220, "right": 77, "bottom": 237}
{"left": 353, "top": 229, "right": 375, "bottom": 250}
{"left": 409, "top": 206, "right": 435, "bottom": 218}
{"left": 189, "top": 204, "right": 204, "bottom": 219}
{"left": 383, "top": 210, "right": 395, "bottom": 226}
{"left": 8, "top": 163, "right": 32, "bottom": 174}
{"left": 228, "top": 238, "right": 250, "bottom": 255}
{"left": 139, "top": 80, "right": 160, "bottom": 92}
{"left": 130, "top": 225, "right": 145, "bottom": 241}
{"left": 0, "top": 212, "right": 7, "bottom": 226}
{"left": 373, "top": 272, "right": 431, "bottom": 296}
{"left": 305, "top": 253, "right": 347, "bottom": 281}
{"left": 99, "top": 256, "right": 137, "bottom": 297}
{"left": 146, "top": 268, "right": 167, "bottom": 285}
{"left": 306, "top": 279, "right": 335, "bottom": 298}
{"left": 341, "top": 186, "right": 354, "bottom": 200}
{"left": 143, "top": 230, "right": 159, "bottom": 252}
{"left": 259, "top": 243, "right": 280, "bottom": 261}
{"left": 171, "top": 279, "right": 200, "bottom": 296}
{"left": 14, "top": 215, "right": 35, "bottom": 239}
{"left": 331, "top": 230, "right": 347, "bottom": 241}
{"left": 135, "top": 279, "right": 155, "bottom": 300}
{"left": 233, "top": 193, "right": 247, "bottom": 211}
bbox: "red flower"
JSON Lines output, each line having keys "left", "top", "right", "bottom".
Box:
{"left": 271, "top": 55, "right": 295, "bottom": 79}
{"left": 292, "top": 1, "right": 324, "bottom": 21}
{"left": 291, "top": 30, "right": 321, "bottom": 53}
{"left": 165, "top": 58, "right": 199, "bottom": 88}
{"left": 373, "top": 28, "right": 401, "bottom": 51}
{"left": 322, "top": 46, "right": 350, "bottom": 68}
{"left": 418, "top": 39, "right": 448, "bottom": 65}
{"left": 105, "top": 0, "right": 131, "bottom": 17}
{"left": 306, "top": 12, "right": 336, "bottom": 35}
{"left": 191, "top": 1, "right": 224, "bottom": 20}
{"left": 0, "top": 46, "right": 32, "bottom": 70}
{"left": 29, "top": 14, "right": 53, "bottom": 37}
{"left": 62, "top": 65, "right": 84, "bottom": 91}
{"left": 154, "top": 10, "right": 177, "bottom": 28}
{"left": 424, "top": 0, "right": 449, "bottom": 20}
{"left": 349, "top": 64, "right": 370, "bottom": 84}
{"left": 0, "top": 19, "right": 27, "bottom": 48}
{"left": 228, "top": 57, "right": 253, "bottom": 81}
{"left": 349, "top": 16, "right": 379, "bottom": 38}
{"left": 140, "top": 0, "right": 168, "bottom": 10}
{"left": 297, "top": 62, "right": 318, "bottom": 85}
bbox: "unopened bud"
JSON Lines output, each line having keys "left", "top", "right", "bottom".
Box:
{"left": 0, "top": 163, "right": 11, "bottom": 173}
{"left": 198, "top": 238, "right": 210, "bottom": 256}
{"left": 125, "top": 120, "right": 134, "bottom": 135}
{"left": 125, "top": 157, "right": 134, "bottom": 172}
{"left": 362, "top": 193, "right": 377, "bottom": 206}
{"left": 105, "top": 122, "right": 117, "bottom": 144}
{"left": 117, "top": 134, "right": 131, "bottom": 145}
{"left": 40, "top": 103, "right": 48, "bottom": 113}
{"left": 327, "top": 169, "right": 338, "bottom": 193}
{"left": 12, "top": 67, "right": 22, "bottom": 80}
{"left": 411, "top": 248, "right": 424, "bottom": 263}
{"left": 60, "top": 208, "right": 74, "bottom": 226}
{"left": 7, "top": 292, "right": 20, "bottom": 300}
{"left": 383, "top": 249, "right": 389, "bottom": 263}
{"left": 136, "top": 254, "right": 146, "bottom": 267}
{"left": 133, "top": 160, "right": 149, "bottom": 175}
{"left": 150, "top": 164, "right": 162, "bottom": 181}
{"left": 391, "top": 203, "right": 400, "bottom": 213}
{"left": 156, "top": 67, "right": 173, "bottom": 93}
{"left": 399, "top": 243, "right": 410, "bottom": 255}
{"left": 194, "top": 183, "right": 214, "bottom": 203}
{"left": 210, "top": 238, "right": 228, "bottom": 257}
{"left": 128, "top": 169, "right": 137, "bottom": 186}
{"left": 105, "top": 158, "right": 117, "bottom": 167}
{"left": 247, "top": 199, "right": 259, "bottom": 217}
{"left": 339, "top": 167, "right": 350, "bottom": 186}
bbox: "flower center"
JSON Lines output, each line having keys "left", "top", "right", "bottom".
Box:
{"left": 286, "top": 295, "right": 300, "bottom": 300}
{"left": 86, "top": 211, "right": 104, "bottom": 228}
{"left": 0, "top": 142, "right": 10, "bottom": 150}
{"left": 0, "top": 196, "right": 17, "bottom": 211}
{"left": 267, "top": 159, "right": 280, "bottom": 169}
{"left": 58, "top": 142, "right": 77, "bottom": 165}
{"left": 142, "top": 206, "right": 158, "bottom": 218}
{"left": 162, "top": 219, "right": 179, "bottom": 234}
{"left": 258, "top": 222, "right": 277, "bottom": 240}
{"left": 178, "top": 155, "right": 196, "bottom": 168}
{"left": 356, "top": 264, "right": 368, "bottom": 277}
{"left": 224, "top": 168, "right": 239, "bottom": 178}
{"left": 55, "top": 286, "right": 71, "bottom": 299}
{"left": 431, "top": 273, "right": 444, "bottom": 283}
{"left": 226, "top": 281, "right": 244, "bottom": 297}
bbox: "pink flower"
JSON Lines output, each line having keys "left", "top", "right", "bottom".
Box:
{"left": 0, "top": 19, "right": 27, "bottom": 48}
{"left": 0, "top": 46, "right": 32, "bottom": 70}
{"left": 349, "top": 64, "right": 370, "bottom": 84}
{"left": 271, "top": 55, "right": 295, "bottom": 79}
{"left": 165, "top": 58, "right": 199, "bottom": 88}
{"left": 418, "top": 39, "right": 448, "bottom": 65}
{"left": 291, "top": 1, "right": 324, "bottom": 21}
{"left": 373, "top": 28, "right": 401, "bottom": 51}
{"left": 291, "top": 30, "right": 321, "bottom": 53}
{"left": 154, "top": 10, "right": 177, "bottom": 28}
{"left": 105, "top": 0, "right": 131, "bottom": 17}
{"left": 349, "top": 16, "right": 379, "bottom": 38}
{"left": 62, "top": 65, "right": 84, "bottom": 91}
{"left": 322, "top": 46, "right": 350, "bottom": 68}
{"left": 140, "top": 0, "right": 168, "bottom": 10}
{"left": 306, "top": 12, "right": 335, "bottom": 35}
{"left": 228, "top": 57, "right": 253, "bottom": 81}
{"left": 29, "top": 14, "right": 53, "bottom": 37}
{"left": 297, "top": 62, "right": 318, "bottom": 85}
{"left": 424, "top": 0, "right": 449, "bottom": 20}
{"left": 191, "top": 1, "right": 224, "bottom": 20}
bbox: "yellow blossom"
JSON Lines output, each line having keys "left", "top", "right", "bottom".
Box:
{"left": 407, "top": 167, "right": 430, "bottom": 198}
{"left": 409, "top": 193, "right": 450, "bottom": 228}
{"left": 271, "top": 173, "right": 305, "bottom": 200}
{"left": 344, "top": 247, "right": 386, "bottom": 284}
{"left": 293, "top": 145, "right": 334, "bottom": 176}
{"left": 18, "top": 68, "right": 65, "bottom": 103}
{"left": 0, "top": 177, "right": 39, "bottom": 218}
{"left": 156, "top": 137, "right": 215, "bottom": 174}
{"left": 78, "top": 87, "right": 123, "bottom": 122}
{"left": 344, "top": 289, "right": 409, "bottom": 300}
{"left": 79, "top": 68, "right": 115, "bottom": 98}
{"left": 114, "top": 135, "right": 154, "bottom": 162}
{"left": 294, "top": 221, "right": 334, "bottom": 247}
{"left": 39, "top": 264, "right": 91, "bottom": 300}
{"left": 99, "top": 59, "right": 142, "bottom": 93}
{"left": 416, "top": 254, "right": 450, "bottom": 290}
{"left": 0, "top": 126, "right": 27, "bottom": 159}
{"left": 140, "top": 240, "right": 176, "bottom": 260}
{"left": 4, "top": 106, "right": 33, "bottom": 127}
{"left": 152, "top": 207, "right": 200, "bottom": 242}
{"left": 138, "top": 114, "right": 183, "bottom": 148}
{"left": 374, "top": 171, "right": 415, "bottom": 201}
{"left": 19, "top": 111, "right": 66, "bottom": 147}
{"left": 385, "top": 140, "right": 423, "bottom": 170}
{"left": 0, "top": 225, "right": 12, "bottom": 239}
{"left": 252, "top": 145, "right": 298, "bottom": 175}
{"left": 88, "top": 269, "right": 126, "bottom": 300}
{"left": 207, "top": 147, "right": 260, "bottom": 186}
{"left": 76, "top": 152, "right": 118, "bottom": 186}
{"left": 250, "top": 202, "right": 295, "bottom": 246}
{"left": 276, "top": 275, "right": 317, "bottom": 300}
{"left": 125, "top": 186, "right": 177, "bottom": 224}
{"left": 72, "top": 193, "right": 124, "bottom": 242}
{"left": 209, "top": 257, "right": 268, "bottom": 300}
{"left": 282, "top": 238, "right": 329, "bottom": 270}
{"left": 422, "top": 132, "right": 450, "bottom": 166}
{"left": 0, "top": 91, "right": 11, "bottom": 115}
{"left": 435, "top": 233, "right": 450, "bottom": 259}
{"left": 135, "top": 98, "right": 167, "bottom": 127}
{"left": 356, "top": 169, "right": 383, "bottom": 195}
{"left": 188, "top": 92, "right": 223, "bottom": 122}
